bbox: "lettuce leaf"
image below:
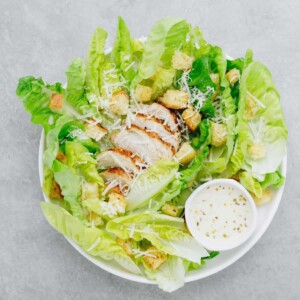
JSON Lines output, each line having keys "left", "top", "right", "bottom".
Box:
{"left": 52, "top": 160, "right": 85, "bottom": 220}
{"left": 41, "top": 202, "right": 141, "bottom": 274}
{"left": 86, "top": 27, "right": 107, "bottom": 98}
{"left": 135, "top": 17, "right": 189, "bottom": 82}
{"left": 126, "top": 160, "right": 179, "bottom": 210}
{"left": 231, "top": 61, "right": 287, "bottom": 176}
{"left": 65, "top": 141, "right": 104, "bottom": 187}
{"left": 112, "top": 17, "right": 136, "bottom": 84}
{"left": 43, "top": 115, "right": 75, "bottom": 168}
{"left": 143, "top": 256, "right": 185, "bottom": 292}
{"left": 16, "top": 76, "right": 64, "bottom": 132}
{"left": 106, "top": 213, "right": 208, "bottom": 263}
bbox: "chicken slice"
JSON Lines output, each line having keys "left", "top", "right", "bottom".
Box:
{"left": 111, "top": 126, "right": 174, "bottom": 164}
{"left": 131, "top": 114, "right": 180, "bottom": 151}
{"left": 100, "top": 168, "right": 132, "bottom": 186}
{"left": 135, "top": 103, "right": 179, "bottom": 132}
{"left": 96, "top": 148, "right": 143, "bottom": 174}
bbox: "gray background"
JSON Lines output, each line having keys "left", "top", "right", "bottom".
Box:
{"left": 1, "top": 0, "right": 299, "bottom": 299}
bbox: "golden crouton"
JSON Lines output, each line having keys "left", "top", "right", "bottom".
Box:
{"left": 226, "top": 68, "right": 240, "bottom": 85}
{"left": 56, "top": 150, "right": 67, "bottom": 164}
{"left": 248, "top": 141, "right": 266, "bottom": 160}
{"left": 210, "top": 73, "right": 220, "bottom": 100}
{"left": 161, "top": 203, "right": 179, "bottom": 217}
{"left": 135, "top": 84, "right": 153, "bottom": 102}
{"left": 182, "top": 107, "right": 201, "bottom": 131}
{"left": 116, "top": 237, "right": 133, "bottom": 256}
{"left": 174, "top": 142, "right": 196, "bottom": 165}
{"left": 81, "top": 182, "right": 99, "bottom": 201}
{"left": 251, "top": 189, "right": 273, "bottom": 206}
{"left": 108, "top": 192, "right": 127, "bottom": 214}
{"left": 87, "top": 212, "right": 104, "bottom": 227}
{"left": 171, "top": 51, "right": 194, "bottom": 71}
{"left": 143, "top": 246, "right": 168, "bottom": 270}
{"left": 245, "top": 94, "right": 258, "bottom": 120}
{"left": 211, "top": 122, "right": 227, "bottom": 147}
{"left": 158, "top": 89, "right": 188, "bottom": 109}
{"left": 84, "top": 119, "right": 107, "bottom": 141}
{"left": 49, "top": 93, "right": 63, "bottom": 109}
{"left": 49, "top": 179, "right": 63, "bottom": 200}
{"left": 109, "top": 90, "right": 129, "bottom": 115}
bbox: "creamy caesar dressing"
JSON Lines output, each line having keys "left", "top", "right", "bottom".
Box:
{"left": 185, "top": 180, "right": 257, "bottom": 251}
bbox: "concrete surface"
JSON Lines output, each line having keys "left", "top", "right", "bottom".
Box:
{"left": 1, "top": 0, "right": 300, "bottom": 299}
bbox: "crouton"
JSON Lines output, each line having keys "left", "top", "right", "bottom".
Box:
{"left": 143, "top": 246, "right": 168, "bottom": 270}
{"left": 87, "top": 212, "right": 104, "bottom": 227}
{"left": 174, "top": 142, "right": 196, "bottom": 165}
{"left": 109, "top": 90, "right": 129, "bottom": 115}
{"left": 49, "top": 93, "right": 63, "bottom": 109}
{"left": 116, "top": 238, "right": 133, "bottom": 256}
{"left": 56, "top": 150, "right": 67, "bottom": 164}
{"left": 172, "top": 51, "right": 194, "bottom": 71}
{"left": 49, "top": 179, "right": 63, "bottom": 200}
{"left": 158, "top": 89, "right": 188, "bottom": 110}
{"left": 210, "top": 73, "right": 220, "bottom": 100}
{"left": 251, "top": 189, "right": 273, "bottom": 206}
{"left": 108, "top": 192, "right": 127, "bottom": 214}
{"left": 182, "top": 107, "right": 201, "bottom": 131}
{"left": 211, "top": 122, "right": 227, "bottom": 147}
{"left": 248, "top": 141, "right": 266, "bottom": 160}
{"left": 81, "top": 182, "right": 99, "bottom": 201}
{"left": 135, "top": 84, "right": 153, "bottom": 102}
{"left": 161, "top": 203, "right": 179, "bottom": 217}
{"left": 84, "top": 119, "right": 107, "bottom": 141}
{"left": 226, "top": 68, "right": 240, "bottom": 86}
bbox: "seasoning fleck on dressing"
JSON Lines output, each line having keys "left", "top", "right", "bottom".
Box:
{"left": 189, "top": 183, "right": 253, "bottom": 247}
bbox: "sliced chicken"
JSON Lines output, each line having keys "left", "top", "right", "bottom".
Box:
{"left": 100, "top": 168, "right": 132, "bottom": 186}
{"left": 135, "top": 103, "right": 179, "bottom": 132}
{"left": 96, "top": 148, "right": 143, "bottom": 174}
{"left": 132, "top": 114, "right": 180, "bottom": 151}
{"left": 112, "top": 126, "right": 174, "bottom": 164}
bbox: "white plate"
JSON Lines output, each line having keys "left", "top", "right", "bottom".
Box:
{"left": 39, "top": 131, "right": 287, "bottom": 284}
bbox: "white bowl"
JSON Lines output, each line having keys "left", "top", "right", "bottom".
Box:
{"left": 39, "top": 131, "right": 287, "bottom": 284}
{"left": 185, "top": 179, "right": 257, "bottom": 251}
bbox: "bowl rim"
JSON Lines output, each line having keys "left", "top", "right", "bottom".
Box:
{"left": 39, "top": 131, "right": 287, "bottom": 284}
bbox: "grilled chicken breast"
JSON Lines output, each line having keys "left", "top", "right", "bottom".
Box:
{"left": 136, "top": 103, "right": 179, "bottom": 132}
{"left": 111, "top": 125, "right": 174, "bottom": 164}
{"left": 96, "top": 148, "right": 143, "bottom": 174}
{"left": 131, "top": 114, "right": 180, "bottom": 151}
{"left": 100, "top": 167, "right": 132, "bottom": 186}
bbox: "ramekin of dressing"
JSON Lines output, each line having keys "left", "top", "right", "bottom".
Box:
{"left": 185, "top": 179, "right": 257, "bottom": 251}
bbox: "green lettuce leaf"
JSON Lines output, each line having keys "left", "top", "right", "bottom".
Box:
{"left": 106, "top": 213, "right": 208, "bottom": 263}
{"left": 86, "top": 27, "right": 107, "bottom": 98}
{"left": 135, "top": 17, "right": 189, "bottom": 82}
{"left": 43, "top": 115, "right": 74, "bottom": 168}
{"left": 65, "top": 141, "right": 104, "bottom": 187}
{"left": 239, "top": 171, "right": 262, "bottom": 198}
{"left": 143, "top": 256, "right": 185, "bottom": 292}
{"left": 41, "top": 202, "right": 141, "bottom": 274}
{"left": 231, "top": 61, "right": 287, "bottom": 176}
{"left": 65, "top": 58, "right": 90, "bottom": 114}
{"left": 126, "top": 160, "right": 179, "bottom": 210}
{"left": 52, "top": 160, "right": 85, "bottom": 220}
{"left": 112, "top": 17, "right": 136, "bottom": 84}
{"left": 16, "top": 76, "right": 64, "bottom": 132}
{"left": 260, "top": 171, "right": 284, "bottom": 189}
{"left": 188, "top": 57, "right": 215, "bottom": 93}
